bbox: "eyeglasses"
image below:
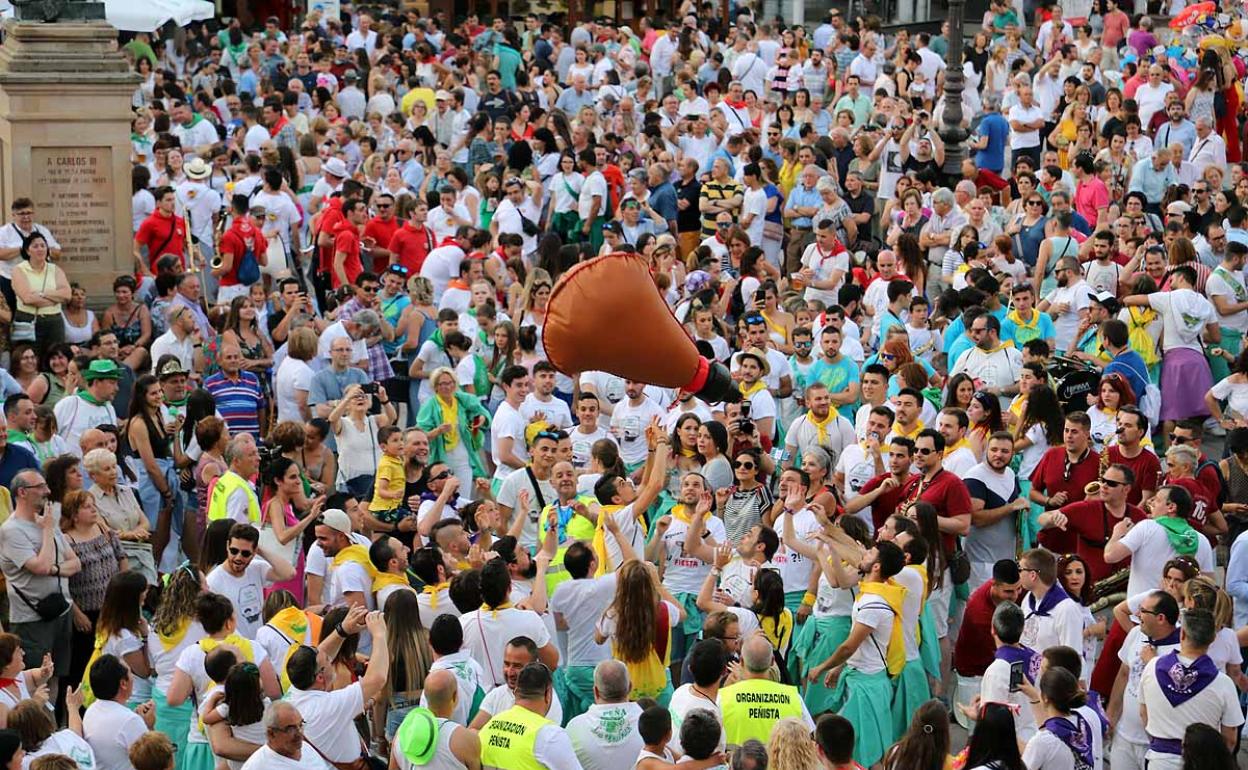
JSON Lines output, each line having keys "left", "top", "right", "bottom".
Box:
{"left": 228, "top": 547, "right": 254, "bottom": 558}
{"left": 1019, "top": 566, "right": 1039, "bottom": 574}
{"left": 273, "top": 720, "right": 306, "bottom": 735}
{"left": 733, "top": 460, "right": 756, "bottom": 469}
{"left": 1026, "top": 199, "right": 1043, "bottom": 206}
{"left": 969, "top": 326, "right": 988, "bottom": 334}
{"left": 361, "top": 286, "right": 378, "bottom": 293}
{"left": 1099, "top": 477, "right": 1125, "bottom": 488}
{"left": 1138, "top": 608, "right": 1162, "bottom": 617}
{"left": 914, "top": 447, "right": 937, "bottom": 455}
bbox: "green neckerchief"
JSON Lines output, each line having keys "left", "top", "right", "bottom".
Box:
{"left": 5, "top": 428, "right": 31, "bottom": 445}
{"left": 77, "top": 389, "right": 109, "bottom": 407}
{"left": 471, "top": 354, "right": 490, "bottom": 397}
{"left": 1155, "top": 516, "right": 1199, "bottom": 556}
{"left": 181, "top": 113, "right": 204, "bottom": 130}
{"left": 165, "top": 396, "right": 188, "bottom": 409}
{"left": 429, "top": 328, "right": 445, "bottom": 350}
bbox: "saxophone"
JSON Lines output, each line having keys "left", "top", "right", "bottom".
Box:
{"left": 1084, "top": 447, "right": 1111, "bottom": 498}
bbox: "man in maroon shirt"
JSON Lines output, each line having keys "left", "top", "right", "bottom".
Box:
{"left": 951, "top": 559, "right": 1022, "bottom": 728}
{"left": 1171, "top": 419, "right": 1225, "bottom": 512}
{"left": 1037, "top": 463, "right": 1146, "bottom": 583}
{"left": 1105, "top": 405, "right": 1160, "bottom": 506}
{"left": 1029, "top": 411, "right": 1100, "bottom": 555}
{"left": 850, "top": 437, "right": 915, "bottom": 532}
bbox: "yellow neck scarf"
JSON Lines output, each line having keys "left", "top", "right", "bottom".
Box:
{"left": 760, "top": 311, "right": 787, "bottom": 342}
{"left": 436, "top": 393, "right": 460, "bottom": 449}
{"left": 422, "top": 581, "right": 451, "bottom": 610}
{"left": 156, "top": 619, "right": 191, "bottom": 652}
{"left": 760, "top": 609, "right": 794, "bottom": 653}
{"left": 200, "top": 633, "right": 255, "bottom": 664}
{"left": 1007, "top": 308, "right": 1039, "bottom": 329}
{"left": 859, "top": 579, "right": 908, "bottom": 676}
{"left": 894, "top": 419, "right": 924, "bottom": 442}
{"left": 373, "top": 571, "right": 410, "bottom": 594}
{"left": 944, "top": 438, "right": 971, "bottom": 457}
{"left": 480, "top": 601, "right": 512, "bottom": 620}
{"left": 808, "top": 409, "right": 837, "bottom": 445}
{"left": 332, "top": 544, "right": 378, "bottom": 579}
{"left": 740, "top": 380, "right": 768, "bottom": 400}
{"left": 671, "top": 504, "right": 693, "bottom": 524}
{"left": 592, "top": 504, "right": 648, "bottom": 577}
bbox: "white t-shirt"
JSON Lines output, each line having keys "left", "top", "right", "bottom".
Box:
{"left": 801, "top": 242, "right": 849, "bottom": 306}
{"left": 1045, "top": 279, "right": 1092, "bottom": 354}
{"left": 659, "top": 515, "right": 726, "bottom": 595}
{"left": 1116, "top": 624, "right": 1181, "bottom": 746}
{"left": 479, "top": 682, "right": 565, "bottom": 725}
{"left": 148, "top": 620, "right": 207, "bottom": 694}
{"left": 102, "top": 629, "right": 152, "bottom": 701}
{"left": 772, "top": 508, "right": 820, "bottom": 594}
{"left": 1118, "top": 518, "right": 1215, "bottom": 598}
{"left": 490, "top": 401, "right": 529, "bottom": 482}
{"left": 667, "top": 684, "right": 723, "bottom": 755}
{"left": 609, "top": 397, "right": 666, "bottom": 465}
{"left": 305, "top": 532, "right": 372, "bottom": 604}
{"left": 1020, "top": 589, "right": 1086, "bottom": 672}
{"left": 566, "top": 702, "right": 643, "bottom": 770}
{"left": 1150, "top": 289, "right": 1217, "bottom": 353}
{"left": 836, "top": 442, "right": 879, "bottom": 531}
{"left": 601, "top": 503, "right": 647, "bottom": 574}
{"left": 418, "top": 650, "right": 487, "bottom": 726}
{"left": 460, "top": 607, "right": 553, "bottom": 688}
{"left": 981, "top": 655, "right": 1037, "bottom": 743}
{"left": 569, "top": 425, "right": 613, "bottom": 469}
{"left": 1139, "top": 654, "right": 1243, "bottom": 768}
{"left": 496, "top": 466, "right": 557, "bottom": 548}
{"left": 521, "top": 393, "right": 573, "bottom": 431}
{"left": 251, "top": 190, "right": 301, "bottom": 251}
{"left": 741, "top": 187, "right": 767, "bottom": 244}
{"left": 1007, "top": 103, "right": 1045, "bottom": 149}
{"left": 894, "top": 566, "right": 924, "bottom": 661}
{"left": 596, "top": 600, "right": 679, "bottom": 658}
{"left": 210, "top": 699, "right": 268, "bottom": 770}
{"left": 579, "top": 171, "right": 608, "bottom": 221}
{"left": 845, "top": 592, "right": 895, "bottom": 675}
{"left": 419, "top": 244, "right": 466, "bottom": 302}
{"left": 239, "top": 744, "right": 324, "bottom": 770}
{"left": 316, "top": 321, "right": 368, "bottom": 364}
{"left": 23, "top": 729, "right": 96, "bottom": 770}
{"left": 287, "top": 683, "right": 368, "bottom": 763}
{"left": 274, "top": 357, "right": 314, "bottom": 424}
{"left": 206, "top": 559, "right": 274, "bottom": 639}
{"left": 549, "top": 574, "right": 617, "bottom": 666}
{"left": 82, "top": 700, "right": 149, "bottom": 770}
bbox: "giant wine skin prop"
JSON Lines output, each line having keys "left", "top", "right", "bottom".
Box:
{"left": 542, "top": 253, "right": 740, "bottom": 403}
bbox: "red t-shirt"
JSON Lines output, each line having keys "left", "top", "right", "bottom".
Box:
{"left": 316, "top": 199, "right": 346, "bottom": 273}
{"left": 363, "top": 216, "right": 401, "bottom": 272}
{"left": 1060, "top": 499, "right": 1146, "bottom": 583}
{"left": 218, "top": 217, "right": 269, "bottom": 288}
{"left": 953, "top": 580, "right": 999, "bottom": 677}
{"left": 1106, "top": 445, "right": 1161, "bottom": 507}
{"left": 388, "top": 222, "right": 436, "bottom": 274}
{"left": 974, "top": 169, "right": 1010, "bottom": 192}
{"left": 860, "top": 472, "right": 911, "bottom": 532}
{"left": 1030, "top": 447, "right": 1100, "bottom": 555}
{"left": 331, "top": 220, "right": 363, "bottom": 289}
{"left": 900, "top": 469, "right": 973, "bottom": 555}
{"left": 135, "top": 211, "right": 188, "bottom": 273}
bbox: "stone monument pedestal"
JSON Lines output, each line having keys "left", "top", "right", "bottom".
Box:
{"left": 0, "top": 20, "right": 139, "bottom": 303}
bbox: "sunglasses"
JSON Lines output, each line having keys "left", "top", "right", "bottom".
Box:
{"left": 881, "top": 353, "right": 896, "bottom": 361}
{"left": 228, "top": 547, "right": 254, "bottom": 558}
{"left": 1099, "top": 477, "right": 1125, "bottom": 488}
{"left": 1026, "top": 200, "right": 1043, "bottom": 206}
{"left": 429, "top": 470, "right": 452, "bottom": 482}
{"left": 734, "top": 460, "right": 756, "bottom": 469}
{"left": 915, "top": 447, "right": 937, "bottom": 455}
{"left": 1168, "top": 433, "right": 1191, "bottom": 445}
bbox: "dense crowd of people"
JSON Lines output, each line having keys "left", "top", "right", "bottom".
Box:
{"left": 2, "top": 1, "right": 1248, "bottom": 769}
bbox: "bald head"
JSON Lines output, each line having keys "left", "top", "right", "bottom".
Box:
{"left": 742, "top": 635, "right": 774, "bottom": 674}
{"left": 593, "top": 660, "right": 630, "bottom": 703}
{"left": 79, "top": 428, "right": 107, "bottom": 454}
{"left": 423, "top": 669, "right": 458, "bottom": 712}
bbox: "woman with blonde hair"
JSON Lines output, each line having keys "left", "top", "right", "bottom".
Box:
{"left": 1182, "top": 576, "right": 1248, "bottom": 689}
{"left": 768, "top": 717, "right": 823, "bottom": 770}
{"left": 415, "top": 366, "right": 491, "bottom": 494}
{"left": 380, "top": 590, "right": 434, "bottom": 740}
{"left": 595, "top": 558, "right": 685, "bottom": 706}
{"left": 149, "top": 563, "right": 207, "bottom": 766}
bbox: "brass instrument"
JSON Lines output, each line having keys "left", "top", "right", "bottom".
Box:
{"left": 1084, "top": 447, "right": 1112, "bottom": 497}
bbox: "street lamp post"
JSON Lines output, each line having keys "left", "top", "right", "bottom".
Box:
{"left": 939, "top": 3, "right": 968, "bottom": 183}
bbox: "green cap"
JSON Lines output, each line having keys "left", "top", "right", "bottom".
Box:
{"left": 396, "top": 708, "right": 440, "bottom": 766}
{"left": 82, "top": 359, "right": 121, "bottom": 382}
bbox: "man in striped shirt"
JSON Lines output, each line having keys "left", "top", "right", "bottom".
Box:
{"left": 204, "top": 343, "right": 266, "bottom": 439}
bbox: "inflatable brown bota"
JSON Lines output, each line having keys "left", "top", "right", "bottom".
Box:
{"left": 542, "top": 253, "right": 740, "bottom": 403}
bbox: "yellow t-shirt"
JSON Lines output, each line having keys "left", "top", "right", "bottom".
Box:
{"left": 370, "top": 453, "right": 406, "bottom": 513}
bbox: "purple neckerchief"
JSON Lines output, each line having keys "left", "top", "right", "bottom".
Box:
{"left": 1026, "top": 583, "right": 1071, "bottom": 618}
{"left": 420, "top": 490, "right": 459, "bottom": 508}
{"left": 1154, "top": 651, "right": 1220, "bottom": 708}
{"left": 994, "top": 644, "right": 1041, "bottom": 685}
{"left": 1043, "top": 713, "right": 1095, "bottom": 770}
{"left": 1086, "top": 692, "right": 1110, "bottom": 738}
{"left": 1148, "top": 628, "right": 1182, "bottom": 648}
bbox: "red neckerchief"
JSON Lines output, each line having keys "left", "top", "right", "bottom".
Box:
{"left": 438, "top": 236, "right": 461, "bottom": 249}
{"left": 268, "top": 115, "right": 289, "bottom": 138}
{"left": 724, "top": 99, "right": 747, "bottom": 110}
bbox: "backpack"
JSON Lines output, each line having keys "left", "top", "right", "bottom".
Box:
{"left": 1126, "top": 307, "right": 1161, "bottom": 367}
{"left": 236, "top": 244, "right": 261, "bottom": 286}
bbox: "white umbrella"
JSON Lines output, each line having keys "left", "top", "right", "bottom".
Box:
{"left": 103, "top": 0, "right": 215, "bottom": 31}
